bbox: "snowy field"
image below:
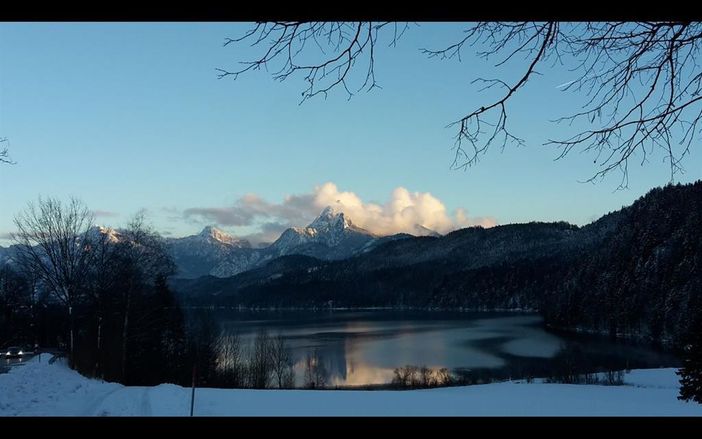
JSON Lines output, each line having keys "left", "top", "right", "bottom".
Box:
{"left": 1, "top": 354, "right": 700, "bottom": 416}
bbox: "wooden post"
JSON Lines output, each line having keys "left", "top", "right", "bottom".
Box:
{"left": 190, "top": 364, "right": 197, "bottom": 417}
{"left": 68, "top": 304, "right": 74, "bottom": 368}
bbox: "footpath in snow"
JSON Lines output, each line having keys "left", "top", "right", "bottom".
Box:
{"left": 1, "top": 354, "right": 701, "bottom": 416}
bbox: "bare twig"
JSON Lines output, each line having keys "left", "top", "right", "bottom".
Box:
{"left": 0, "top": 138, "right": 14, "bottom": 165}
{"left": 217, "top": 22, "right": 407, "bottom": 103}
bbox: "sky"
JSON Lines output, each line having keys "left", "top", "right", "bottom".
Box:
{"left": 1, "top": 22, "right": 700, "bottom": 245}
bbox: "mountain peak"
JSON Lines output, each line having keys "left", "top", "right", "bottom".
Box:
{"left": 89, "top": 225, "right": 121, "bottom": 243}
{"left": 414, "top": 224, "right": 442, "bottom": 238}
{"left": 199, "top": 225, "right": 235, "bottom": 243}
{"left": 268, "top": 206, "right": 373, "bottom": 255}
{"left": 319, "top": 205, "right": 340, "bottom": 217}
{"left": 309, "top": 205, "right": 349, "bottom": 230}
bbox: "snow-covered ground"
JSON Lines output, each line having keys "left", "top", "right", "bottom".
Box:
{"left": 1, "top": 354, "right": 700, "bottom": 416}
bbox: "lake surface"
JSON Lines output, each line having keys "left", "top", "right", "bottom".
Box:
{"left": 212, "top": 310, "right": 680, "bottom": 387}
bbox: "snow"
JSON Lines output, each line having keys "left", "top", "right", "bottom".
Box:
{"left": 1, "top": 354, "right": 700, "bottom": 416}
{"left": 309, "top": 206, "right": 345, "bottom": 229}
{"left": 267, "top": 207, "right": 373, "bottom": 259}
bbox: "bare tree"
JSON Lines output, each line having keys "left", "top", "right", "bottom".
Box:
{"left": 13, "top": 197, "right": 95, "bottom": 366}
{"left": 247, "top": 329, "right": 273, "bottom": 389}
{"left": 222, "top": 22, "right": 702, "bottom": 188}
{"left": 215, "top": 331, "right": 246, "bottom": 387}
{"left": 270, "top": 334, "right": 295, "bottom": 389}
{"left": 392, "top": 365, "right": 420, "bottom": 388}
{"left": 435, "top": 367, "right": 452, "bottom": 386}
{"left": 303, "top": 348, "right": 328, "bottom": 389}
{"left": 419, "top": 366, "right": 435, "bottom": 387}
{"left": 85, "top": 226, "right": 121, "bottom": 378}
{"left": 0, "top": 138, "right": 13, "bottom": 165}
{"left": 115, "top": 212, "right": 176, "bottom": 381}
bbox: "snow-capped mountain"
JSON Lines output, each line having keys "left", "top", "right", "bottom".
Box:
{"left": 176, "top": 207, "right": 449, "bottom": 278}
{"left": 195, "top": 226, "right": 249, "bottom": 247}
{"left": 166, "top": 226, "right": 251, "bottom": 279}
{"left": 268, "top": 206, "right": 375, "bottom": 258}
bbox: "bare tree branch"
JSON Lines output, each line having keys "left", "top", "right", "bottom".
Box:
{"left": 423, "top": 21, "right": 702, "bottom": 187}
{"left": 422, "top": 22, "right": 557, "bottom": 170}
{"left": 1, "top": 138, "right": 14, "bottom": 165}
{"left": 222, "top": 22, "right": 702, "bottom": 187}
{"left": 13, "top": 197, "right": 95, "bottom": 365}
{"left": 217, "top": 22, "right": 407, "bottom": 103}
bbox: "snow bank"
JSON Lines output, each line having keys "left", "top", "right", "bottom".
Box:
{"left": 1, "top": 354, "right": 700, "bottom": 416}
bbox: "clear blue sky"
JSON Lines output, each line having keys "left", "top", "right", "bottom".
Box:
{"left": 1, "top": 23, "right": 700, "bottom": 243}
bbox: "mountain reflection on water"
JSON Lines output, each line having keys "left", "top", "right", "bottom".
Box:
{"left": 211, "top": 310, "right": 680, "bottom": 387}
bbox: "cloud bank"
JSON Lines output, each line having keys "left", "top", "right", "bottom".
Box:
{"left": 184, "top": 182, "right": 496, "bottom": 244}
{"left": 92, "top": 210, "right": 120, "bottom": 218}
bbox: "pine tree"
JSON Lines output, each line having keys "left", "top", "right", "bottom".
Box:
{"left": 677, "top": 308, "right": 702, "bottom": 403}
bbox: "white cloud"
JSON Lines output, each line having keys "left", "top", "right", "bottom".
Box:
{"left": 312, "top": 183, "right": 495, "bottom": 235}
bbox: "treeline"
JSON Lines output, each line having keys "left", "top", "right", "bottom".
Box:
{"left": 388, "top": 364, "right": 625, "bottom": 389}
{"left": 388, "top": 341, "right": 634, "bottom": 390}
{"left": 391, "top": 365, "right": 452, "bottom": 388}
{"left": 540, "top": 182, "right": 702, "bottom": 348}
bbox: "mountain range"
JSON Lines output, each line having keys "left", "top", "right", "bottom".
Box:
{"left": 167, "top": 206, "right": 410, "bottom": 278}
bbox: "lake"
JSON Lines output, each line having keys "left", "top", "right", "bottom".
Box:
{"left": 210, "top": 310, "right": 680, "bottom": 387}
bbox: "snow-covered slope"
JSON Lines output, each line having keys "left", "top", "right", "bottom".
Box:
{"left": 357, "top": 232, "right": 415, "bottom": 254}
{"left": 0, "top": 245, "right": 12, "bottom": 266}
{"left": 414, "top": 224, "right": 442, "bottom": 238}
{"left": 1, "top": 354, "right": 700, "bottom": 416}
{"left": 195, "top": 226, "right": 250, "bottom": 247}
